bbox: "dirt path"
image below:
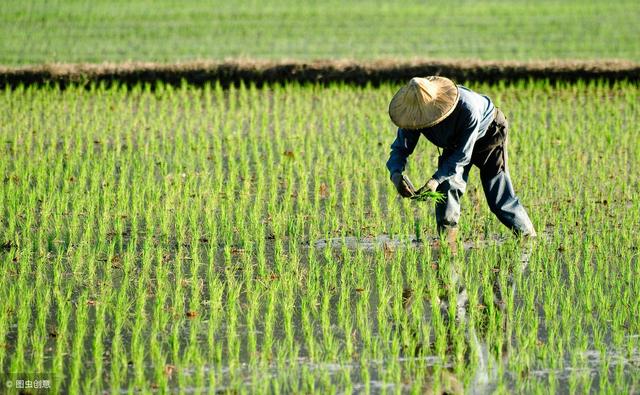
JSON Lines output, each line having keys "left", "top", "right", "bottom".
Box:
{"left": 1, "top": 59, "right": 638, "bottom": 88}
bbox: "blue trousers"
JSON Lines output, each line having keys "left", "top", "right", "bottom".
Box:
{"left": 435, "top": 109, "right": 536, "bottom": 236}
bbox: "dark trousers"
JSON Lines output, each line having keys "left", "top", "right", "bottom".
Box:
{"left": 435, "top": 109, "right": 536, "bottom": 236}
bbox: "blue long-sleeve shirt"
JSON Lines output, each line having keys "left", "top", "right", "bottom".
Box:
{"left": 386, "top": 86, "right": 496, "bottom": 184}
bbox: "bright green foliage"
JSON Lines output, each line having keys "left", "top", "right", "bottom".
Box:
{"left": 0, "top": 81, "right": 638, "bottom": 392}
{"left": 411, "top": 190, "right": 445, "bottom": 203}
{"left": 1, "top": 0, "right": 640, "bottom": 65}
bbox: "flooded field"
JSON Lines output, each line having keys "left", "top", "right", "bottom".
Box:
{"left": 0, "top": 81, "right": 638, "bottom": 393}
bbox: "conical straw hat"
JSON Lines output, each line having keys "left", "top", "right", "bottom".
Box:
{"left": 388, "top": 76, "right": 459, "bottom": 129}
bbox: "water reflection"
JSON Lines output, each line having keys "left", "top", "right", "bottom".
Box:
{"left": 398, "top": 240, "right": 532, "bottom": 394}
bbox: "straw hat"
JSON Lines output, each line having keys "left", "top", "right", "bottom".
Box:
{"left": 388, "top": 76, "right": 459, "bottom": 129}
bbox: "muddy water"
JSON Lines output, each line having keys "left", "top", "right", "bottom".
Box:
{"left": 312, "top": 234, "right": 506, "bottom": 252}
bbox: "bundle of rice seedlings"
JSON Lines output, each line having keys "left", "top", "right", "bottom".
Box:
{"left": 403, "top": 175, "right": 445, "bottom": 203}
{"left": 411, "top": 190, "right": 445, "bottom": 203}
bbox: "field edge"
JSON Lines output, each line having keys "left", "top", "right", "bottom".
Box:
{"left": 1, "top": 59, "right": 639, "bottom": 88}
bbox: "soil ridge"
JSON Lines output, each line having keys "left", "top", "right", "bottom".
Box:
{"left": 1, "top": 59, "right": 638, "bottom": 88}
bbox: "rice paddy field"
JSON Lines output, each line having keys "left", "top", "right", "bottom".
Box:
{"left": 0, "top": 80, "right": 638, "bottom": 393}
{"left": 2, "top": 0, "right": 640, "bottom": 65}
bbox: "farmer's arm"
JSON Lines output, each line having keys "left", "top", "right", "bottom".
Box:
{"left": 386, "top": 128, "right": 420, "bottom": 178}
{"left": 431, "top": 109, "right": 481, "bottom": 184}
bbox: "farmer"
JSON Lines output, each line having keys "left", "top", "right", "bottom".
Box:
{"left": 386, "top": 76, "right": 536, "bottom": 244}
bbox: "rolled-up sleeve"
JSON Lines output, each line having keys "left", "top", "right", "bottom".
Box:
{"left": 386, "top": 128, "right": 420, "bottom": 178}
{"left": 431, "top": 109, "right": 481, "bottom": 184}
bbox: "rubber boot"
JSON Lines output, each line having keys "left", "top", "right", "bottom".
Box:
{"left": 446, "top": 227, "right": 459, "bottom": 255}
{"left": 438, "top": 226, "right": 459, "bottom": 256}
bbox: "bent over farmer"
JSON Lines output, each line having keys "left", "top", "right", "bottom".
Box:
{"left": 386, "top": 76, "right": 536, "bottom": 242}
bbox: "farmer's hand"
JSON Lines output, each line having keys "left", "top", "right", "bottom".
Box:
{"left": 391, "top": 172, "right": 414, "bottom": 198}
{"left": 417, "top": 178, "right": 439, "bottom": 194}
